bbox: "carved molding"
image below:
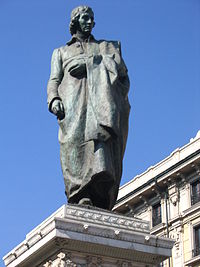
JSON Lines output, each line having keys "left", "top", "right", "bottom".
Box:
{"left": 191, "top": 163, "right": 200, "bottom": 175}
{"left": 65, "top": 205, "right": 149, "bottom": 232}
{"left": 169, "top": 193, "right": 179, "bottom": 206}
{"left": 43, "top": 253, "right": 77, "bottom": 267}
{"left": 169, "top": 228, "right": 181, "bottom": 256}
{"left": 117, "top": 260, "right": 133, "bottom": 267}
{"left": 168, "top": 184, "right": 179, "bottom": 206}
{"left": 86, "top": 256, "right": 102, "bottom": 266}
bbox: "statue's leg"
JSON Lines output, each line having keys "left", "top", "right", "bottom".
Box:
{"left": 60, "top": 140, "right": 94, "bottom": 205}
{"left": 87, "top": 138, "right": 122, "bottom": 210}
{"left": 89, "top": 171, "right": 114, "bottom": 209}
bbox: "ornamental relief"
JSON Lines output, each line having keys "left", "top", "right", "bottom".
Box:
{"left": 43, "top": 252, "right": 143, "bottom": 267}
{"left": 43, "top": 253, "right": 77, "bottom": 267}
{"left": 43, "top": 253, "right": 103, "bottom": 267}
{"left": 65, "top": 207, "right": 149, "bottom": 231}
{"left": 117, "top": 260, "right": 133, "bottom": 267}
{"left": 86, "top": 256, "right": 102, "bottom": 266}
{"left": 169, "top": 228, "right": 181, "bottom": 256}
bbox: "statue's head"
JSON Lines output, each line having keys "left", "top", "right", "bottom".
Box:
{"left": 69, "top": 6, "right": 95, "bottom": 36}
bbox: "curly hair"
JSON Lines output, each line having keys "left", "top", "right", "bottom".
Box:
{"left": 69, "top": 6, "right": 95, "bottom": 35}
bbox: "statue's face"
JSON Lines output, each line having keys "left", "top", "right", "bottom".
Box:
{"left": 78, "top": 12, "right": 94, "bottom": 34}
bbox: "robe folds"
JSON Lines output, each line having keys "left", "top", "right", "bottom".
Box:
{"left": 47, "top": 36, "right": 130, "bottom": 210}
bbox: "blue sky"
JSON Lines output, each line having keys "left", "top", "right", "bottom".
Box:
{"left": 1, "top": 0, "right": 200, "bottom": 265}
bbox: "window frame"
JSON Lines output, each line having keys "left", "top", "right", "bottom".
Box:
{"left": 190, "top": 178, "right": 200, "bottom": 206}
{"left": 152, "top": 202, "right": 162, "bottom": 228}
{"left": 193, "top": 224, "right": 200, "bottom": 257}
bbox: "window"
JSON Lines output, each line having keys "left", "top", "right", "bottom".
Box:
{"left": 191, "top": 180, "right": 200, "bottom": 205}
{"left": 152, "top": 202, "right": 161, "bottom": 227}
{"left": 193, "top": 225, "right": 200, "bottom": 257}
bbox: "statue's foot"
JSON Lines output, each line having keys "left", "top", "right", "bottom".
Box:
{"left": 78, "top": 198, "right": 93, "bottom": 206}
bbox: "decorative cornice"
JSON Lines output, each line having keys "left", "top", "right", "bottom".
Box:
{"left": 3, "top": 204, "right": 174, "bottom": 267}
{"left": 115, "top": 148, "right": 200, "bottom": 208}
{"left": 64, "top": 205, "right": 150, "bottom": 233}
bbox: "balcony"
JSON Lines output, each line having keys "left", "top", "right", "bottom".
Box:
{"left": 152, "top": 215, "right": 162, "bottom": 227}
{"left": 191, "top": 192, "right": 200, "bottom": 205}
{"left": 193, "top": 247, "right": 200, "bottom": 257}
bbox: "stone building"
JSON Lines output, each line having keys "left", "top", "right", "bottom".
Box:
{"left": 113, "top": 131, "right": 200, "bottom": 267}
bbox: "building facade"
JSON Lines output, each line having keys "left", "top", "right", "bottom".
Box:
{"left": 114, "top": 131, "right": 200, "bottom": 267}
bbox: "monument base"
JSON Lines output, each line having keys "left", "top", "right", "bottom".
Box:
{"left": 3, "top": 204, "right": 174, "bottom": 267}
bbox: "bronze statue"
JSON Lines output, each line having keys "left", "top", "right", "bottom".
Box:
{"left": 47, "top": 6, "right": 130, "bottom": 210}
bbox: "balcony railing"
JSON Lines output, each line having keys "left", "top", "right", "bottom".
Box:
{"left": 192, "top": 247, "right": 200, "bottom": 257}
{"left": 191, "top": 192, "right": 200, "bottom": 205}
{"left": 152, "top": 215, "right": 161, "bottom": 227}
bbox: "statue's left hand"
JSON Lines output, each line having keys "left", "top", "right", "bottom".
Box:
{"left": 68, "top": 63, "right": 87, "bottom": 78}
{"left": 51, "top": 99, "right": 65, "bottom": 120}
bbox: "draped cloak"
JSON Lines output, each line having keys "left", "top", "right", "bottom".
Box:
{"left": 47, "top": 36, "right": 130, "bottom": 210}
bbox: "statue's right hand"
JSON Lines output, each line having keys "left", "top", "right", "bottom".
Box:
{"left": 51, "top": 99, "right": 65, "bottom": 120}
{"left": 68, "top": 63, "right": 87, "bottom": 78}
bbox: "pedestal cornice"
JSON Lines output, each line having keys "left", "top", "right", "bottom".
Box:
{"left": 3, "top": 204, "right": 174, "bottom": 267}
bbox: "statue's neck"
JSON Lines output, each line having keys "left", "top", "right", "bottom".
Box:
{"left": 75, "top": 31, "right": 91, "bottom": 42}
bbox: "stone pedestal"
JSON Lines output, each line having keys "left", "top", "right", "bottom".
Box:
{"left": 3, "top": 204, "right": 174, "bottom": 267}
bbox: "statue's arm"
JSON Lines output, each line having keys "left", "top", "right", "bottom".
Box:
{"left": 116, "top": 42, "right": 130, "bottom": 97}
{"left": 47, "top": 49, "right": 64, "bottom": 113}
{"left": 118, "top": 57, "right": 130, "bottom": 95}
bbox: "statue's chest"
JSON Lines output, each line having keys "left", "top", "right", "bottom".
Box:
{"left": 61, "top": 42, "right": 100, "bottom": 61}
